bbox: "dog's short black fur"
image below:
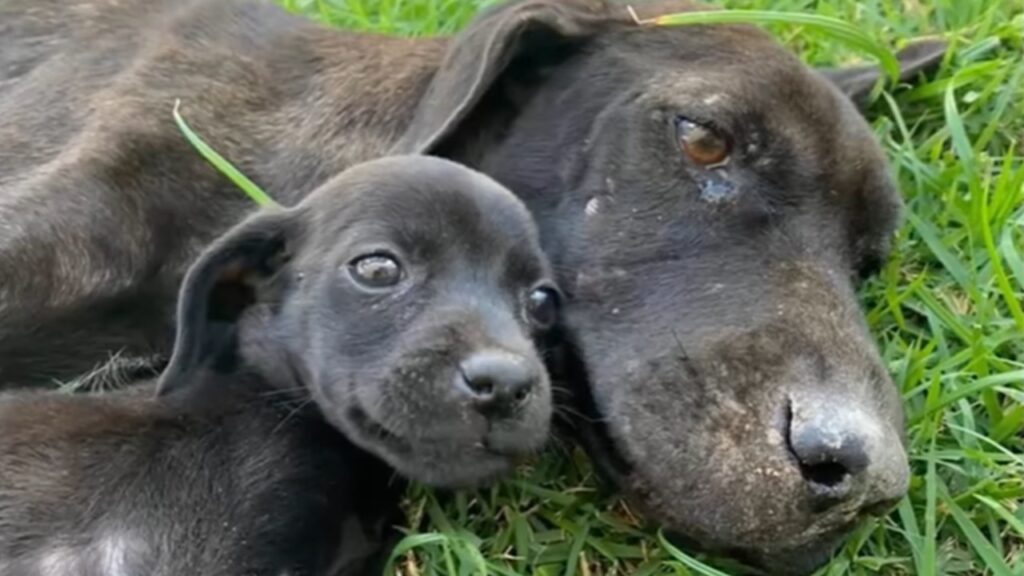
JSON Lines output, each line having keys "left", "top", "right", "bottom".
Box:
{"left": 0, "top": 156, "right": 560, "bottom": 575}
{"left": 0, "top": 0, "right": 947, "bottom": 571}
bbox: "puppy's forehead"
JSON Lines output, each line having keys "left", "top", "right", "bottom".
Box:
{"left": 304, "top": 156, "right": 538, "bottom": 245}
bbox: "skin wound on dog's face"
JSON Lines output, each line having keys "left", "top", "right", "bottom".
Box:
{"left": 158, "top": 156, "right": 561, "bottom": 488}
{"left": 0, "top": 0, "right": 945, "bottom": 572}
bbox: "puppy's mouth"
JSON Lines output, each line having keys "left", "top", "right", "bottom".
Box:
{"left": 347, "top": 405, "right": 413, "bottom": 457}
{"left": 347, "top": 404, "right": 518, "bottom": 458}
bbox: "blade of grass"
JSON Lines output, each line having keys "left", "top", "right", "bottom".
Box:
{"left": 657, "top": 531, "right": 734, "bottom": 576}
{"left": 942, "top": 481, "right": 1015, "bottom": 576}
{"left": 172, "top": 99, "right": 279, "bottom": 208}
{"left": 646, "top": 10, "right": 899, "bottom": 82}
{"left": 975, "top": 495, "right": 1024, "bottom": 539}
{"left": 978, "top": 161, "right": 1024, "bottom": 331}
{"left": 921, "top": 443, "right": 937, "bottom": 576}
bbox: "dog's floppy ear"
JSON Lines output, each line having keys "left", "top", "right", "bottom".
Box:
{"left": 820, "top": 38, "right": 948, "bottom": 107}
{"left": 393, "top": 0, "right": 620, "bottom": 155}
{"left": 157, "top": 209, "right": 299, "bottom": 397}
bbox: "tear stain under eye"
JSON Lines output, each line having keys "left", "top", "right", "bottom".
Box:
{"left": 699, "top": 170, "right": 737, "bottom": 203}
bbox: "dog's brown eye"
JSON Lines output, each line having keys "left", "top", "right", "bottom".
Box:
{"left": 675, "top": 117, "right": 730, "bottom": 167}
{"left": 348, "top": 254, "right": 403, "bottom": 289}
{"left": 526, "top": 286, "right": 560, "bottom": 330}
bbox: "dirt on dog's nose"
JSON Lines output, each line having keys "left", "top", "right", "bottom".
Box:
{"left": 458, "top": 350, "right": 539, "bottom": 418}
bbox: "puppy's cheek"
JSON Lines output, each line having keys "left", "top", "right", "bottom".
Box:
{"left": 308, "top": 367, "right": 365, "bottom": 435}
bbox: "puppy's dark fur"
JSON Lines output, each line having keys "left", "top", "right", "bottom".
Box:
{"left": 0, "top": 156, "right": 559, "bottom": 575}
{"left": 0, "top": 0, "right": 946, "bottom": 571}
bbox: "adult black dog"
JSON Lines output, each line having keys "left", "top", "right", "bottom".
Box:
{"left": 0, "top": 156, "right": 561, "bottom": 575}
{"left": 0, "top": 0, "right": 945, "bottom": 571}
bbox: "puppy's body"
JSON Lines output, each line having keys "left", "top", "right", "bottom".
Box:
{"left": 0, "top": 379, "right": 398, "bottom": 576}
{"left": 0, "top": 156, "right": 560, "bottom": 575}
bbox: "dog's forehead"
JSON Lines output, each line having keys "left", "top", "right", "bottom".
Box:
{"left": 623, "top": 27, "right": 823, "bottom": 104}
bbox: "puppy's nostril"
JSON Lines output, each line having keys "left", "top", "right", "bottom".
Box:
{"left": 513, "top": 386, "right": 529, "bottom": 403}
{"left": 465, "top": 376, "right": 495, "bottom": 398}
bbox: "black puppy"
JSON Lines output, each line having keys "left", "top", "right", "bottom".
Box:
{"left": 0, "top": 155, "right": 561, "bottom": 575}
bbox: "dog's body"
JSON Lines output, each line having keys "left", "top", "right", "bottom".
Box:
{"left": 0, "top": 0, "right": 946, "bottom": 571}
{"left": 0, "top": 156, "right": 561, "bottom": 575}
{"left": 1, "top": 0, "right": 440, "bottom": 383}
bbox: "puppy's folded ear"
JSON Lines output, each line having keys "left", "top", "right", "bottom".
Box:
{"left": 157, "top": 209, "right": 300, "bottom": 397}
{"left": 820, "top": 38, "right": 948, "bottom": 108}
{"left": 393, "top": 0, "right": 620, "bottom": 155}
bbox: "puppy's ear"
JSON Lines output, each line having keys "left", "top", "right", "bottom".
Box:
{"left": 393, "top": 0, "right": 620, "bottom": 155}
{"left": 819, "top": 38, "right": 948, "bottom": 108}
{"left": 157, "top": 209, "right": 299, "bottom": 397}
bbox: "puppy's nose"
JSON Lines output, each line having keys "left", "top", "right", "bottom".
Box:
{"left": 458, "top": 350, "right": 537, "bottom": 418}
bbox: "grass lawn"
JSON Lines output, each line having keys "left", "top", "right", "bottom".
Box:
{"left": 277, "top": 1, "right": 1024, "bottom": 574}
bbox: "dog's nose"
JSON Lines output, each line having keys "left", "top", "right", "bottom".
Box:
{"left": 786, "top": 397, "right": 908, "bottom": 510}
{"left": 789, "top": 422, "right": 868, "bottom": 501}
{"left": 458, "top": 350, "right": 537, "bottom": 418}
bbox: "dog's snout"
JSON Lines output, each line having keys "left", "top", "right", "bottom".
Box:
{"left": 458, "top": 350, "right": 537, "bottom": 417}
{"left": 785, "top": 395, "right": 909, "bottom": 511}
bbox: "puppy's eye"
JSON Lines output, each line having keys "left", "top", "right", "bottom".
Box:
{"left": 348, "top": 253, "right": 403, "bottom": 289}
{"left": 675, "top": 117, "right": 730, "bottom": 167}
{"left": 525, "top": 286, "right": 560, "bottom": 330}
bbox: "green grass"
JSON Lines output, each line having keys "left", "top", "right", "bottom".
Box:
{"left": 276, "top": 1, "right": 1024, "bottom": 574}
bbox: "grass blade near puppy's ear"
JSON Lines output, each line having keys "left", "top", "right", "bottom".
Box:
{"left": 642, "top": 10, "right": 900, "bottom": 84}
{"left": 172, "top": 99, "right": 279, "bottom": 208}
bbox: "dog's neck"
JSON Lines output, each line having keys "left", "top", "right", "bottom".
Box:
{"left": 250, "top": 24, "right": 451, "bottom": 204}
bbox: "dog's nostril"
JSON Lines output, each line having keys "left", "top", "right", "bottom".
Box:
{"left": 799, "top": 460, "right": 849, "bottom": 489}
{"left": 458, "top": 350, "right": 537, "bottom": 416}
{"left": 785, "top": 407, "right": 869, "bottom": 503}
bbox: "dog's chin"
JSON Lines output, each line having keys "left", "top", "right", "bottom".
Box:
{"left": 573, "top": 399, "right": 849, "bottom": 576}
{"left": 745, "top": 537, "right": 844, "bottom": 576}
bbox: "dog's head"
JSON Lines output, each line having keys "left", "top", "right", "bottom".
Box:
{"left": 393, "top": 1, "right": 946, "bottom": 572}
{"left": 157, "top": 156, "right": 561, "bottom": 488}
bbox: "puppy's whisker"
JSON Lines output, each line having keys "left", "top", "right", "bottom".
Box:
{"left": 271, "top": 398, "right": 315, "bottom": 436}
{"left": 260, "top": 386, "right": 309, "bottom": 398}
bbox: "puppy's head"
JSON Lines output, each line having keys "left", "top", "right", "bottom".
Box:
{"left": 157, "top": 156, "right": 560, "bottom": 487}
